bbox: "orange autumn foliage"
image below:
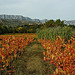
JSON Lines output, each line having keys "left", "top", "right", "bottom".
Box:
{"left": 38, "top": 35, "right": 75, "bottom": 75}
{"left": 0, "top": 34, "right": 35, "bottom": 73}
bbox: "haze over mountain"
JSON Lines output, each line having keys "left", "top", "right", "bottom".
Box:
{"left": 64, "top": 20, "right": 75, "bottom": 25}
{"left": 0, "top": 14, "right": 48, "bottom": 23}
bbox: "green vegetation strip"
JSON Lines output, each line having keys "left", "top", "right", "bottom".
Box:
{"left": 37, "top": 26, "right": 74, "bottom": 42}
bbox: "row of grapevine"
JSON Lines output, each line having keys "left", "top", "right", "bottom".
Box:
{"left": 38, "top": 35, "right": 75, "bottom": 75}
{"left": 0, "top": 34, "right": 35, "bottom": 74}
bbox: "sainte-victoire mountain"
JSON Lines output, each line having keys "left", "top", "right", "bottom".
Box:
{"left": 0, "top": 14, "right": 75, "bottom": 25}
{"left": 0, "top": 14, "right": 48, "bottom": 23}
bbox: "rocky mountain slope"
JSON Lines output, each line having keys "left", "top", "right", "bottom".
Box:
{"left": 0, "top": 15, "right": 75, "bottom": 25}
{"left": 0, "top": 14, "right": 48, "bottom": 23}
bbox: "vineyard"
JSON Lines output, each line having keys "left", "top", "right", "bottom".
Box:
{"left": 38, "top": 35, "right": 75, "bottom": 75}
{"left": 0, "top": 34, "right": 36, "bottom": 75}
{"left": 0, "top": 0, "right": 75, "bottom": 74}
{"left": 0, "top": 32, "right": 75, "bottom": 75}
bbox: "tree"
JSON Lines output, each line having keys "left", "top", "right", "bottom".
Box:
{"left": 0, "top": 25, "right": 3, "bottom": 34}
{"left": 8, "top": 26, "right": 13, "bottom": 33}
{"left": 45, "top": 19, "right": 56, "bottom": 28}
{"left": 12, "top": 27, "right": 16, "bottom": 34}
{"left": 0, "top": 22, "right": 4, "bottom": 34}
{"left": 27, "top": 29, "right": 33, "bottom": 33}
{"left": 56, "top": 19, "right": 64, "bottom": 27}
{"left": 2, "top": 26, "right": 8, "bottom": 33}
{"left": 16, "top": 27, "right": 23, "bottom": 33}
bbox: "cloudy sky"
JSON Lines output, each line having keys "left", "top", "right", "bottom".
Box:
{"left": 0, "top": 0, "right": 75, "bottom": 20}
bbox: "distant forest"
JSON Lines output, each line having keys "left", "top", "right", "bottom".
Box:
{"left": 0, "top": 19, "right": 43, "bottom": 34}
{"left": 0, "top": 19, "right": 75, "bottom": 34}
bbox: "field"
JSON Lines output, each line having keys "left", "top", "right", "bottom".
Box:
{"left": 0, "top": 32, "right": 75, "bottom": 75}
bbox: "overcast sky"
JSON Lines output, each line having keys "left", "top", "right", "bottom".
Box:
{"left": 0, "top": 0, "right": 75, "bottom": 20}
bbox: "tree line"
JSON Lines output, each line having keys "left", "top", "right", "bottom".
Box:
{"left": 0, "top": 22, "right": 43, "bottom": 34}
{"left": 0, "top": 19, "right": 75, "bottom": 34}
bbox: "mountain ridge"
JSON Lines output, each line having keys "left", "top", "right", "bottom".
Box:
{"left": 0, "top": 14, "right": 75, "bottom": 25}
{"left": 63, "top": 20, "right": 75, "bottom": 25}
{"left": 0, "top": 14, "right": 48, "bottom": 23}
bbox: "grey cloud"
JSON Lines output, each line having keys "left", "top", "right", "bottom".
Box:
{"left": 0, "top": 0, "right": 75, "bottom": 20}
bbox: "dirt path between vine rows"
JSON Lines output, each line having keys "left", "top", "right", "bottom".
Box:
{"left": 11, "top": 42, "right": 55, "bottom": 75}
